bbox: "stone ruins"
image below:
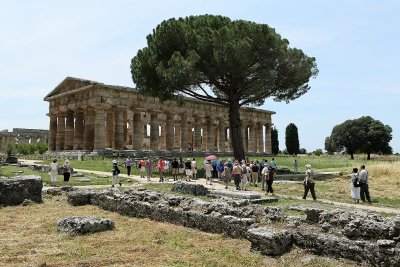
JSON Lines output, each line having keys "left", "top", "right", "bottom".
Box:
{"left": 0, "top": 128, "right": 48, "bottom": 152}
{"left": 44, "top": 77, "right": 274, "bottom": 154}
{"left": 66, "top": 188, "right": 400, "bottom": 266}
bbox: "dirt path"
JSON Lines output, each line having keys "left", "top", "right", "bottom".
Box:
{"left": 20, "top": 160, "right": 400, "bottom": 214}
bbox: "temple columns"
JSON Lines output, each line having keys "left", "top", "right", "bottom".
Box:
{"left": 94, "top": 109, "right": 106, "bottom": 151}
{"left": 48, "top": 115, "right": 57, "bottom": 152}
{"left": 74, "top": 111, "right": 84, "bottom": 150}
{"left": 150, "top": 112, "right": 159, "bottom": 151}
{"left": 265, "top": 124, "right": 272, "bottom": 154}
{"left": 83, "top": 109, "right": 95, "bottom": 151}
{"left": 56, "top": 114, "right": 65, "bottom": 151}
{"left": 64, "top": 111, "right": 74, "bottom": 150}
{"left": 115, "top": 109, "right": 125, "bottom": 150}
{"left": 132, "top": 111, "right": 143, "bottom": 150}
{"left": 166, "top": 113, "right": 175, "bottom": 151}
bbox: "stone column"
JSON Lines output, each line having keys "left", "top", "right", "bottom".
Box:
{"left": 206, "top": 117, "right": 215, "bottom": 151}
{"left": 193, "top": 117, "right": 202, "bottom": 151}
{"left": 248, "top": 123, "right": 256, "bottom": 152}
{"left": 64, "top": 111, "right": 74, "bottom": 150}
{"left": 218, "top": 119, "right": 226, "bottom": 152}
{"left": 56, "top": 113, "right": 65, "bottom": 151}
{"left": 94, "top": 109, "right": 106, "bottom": 151}
{"left": 265, "top": 124, "right": 272, "bottom": 154}
{"left": 48, "top": 114, "right": 57, "bottom": 152}
{"left": 123, "top": 110, "right": 128, "bottom": 147}
{"left": 132, "top": 111, "right": 143, "bottom": 150}
{"left": 180, "top": 116, "right": 188, "bottom": 152}
{"left": 256, "top": 123, "right": 263, "bottom": 153}
{"left": 241, "top": 125, "right": 248, "bottom": 153}
{"left": 174, "top": 125, "right": 181, "bottom": 151}
{"left": 150, "top": 112, "right": 159, "bottom": 151}
{"left": 165, "top": 112, "right": 175, "bottom": 151}
{"left": 105, "top": 111, "right": 114, "bottom": 148}
{"left": 115, "top": 108, "right": 125, "bottom": 150}
{"left": 74, "top": 111, "right": 84, "bottom": 150}
{"left": 83, "top": 109, "right": 95, "bottom": 151}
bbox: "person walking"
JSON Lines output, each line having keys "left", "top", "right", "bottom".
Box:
{"left": 250, "top": 161, "right": 259, "bottom": 187}
{"left": 139, "top": 158, "right": 146, "bottom": 178}
{"left": 231, "top": 160, "right": 243, "bottom": 190}
{"left": 266, "top": 167, "right": 276, "bottom": 195}
{"left": 359, "top": 164, "right": 372, "bottom": 204}
{"left": 191, "top": 158, "right": 197, "bottom": 180}
{"left": 261, "top": 164, "right": 269, "bottom": 191}
{"left": 185, "top": 158, "right": 192, "bottom": 181}
{"left": 222, "top": 162, "right": 231, "bottom": 189}
{"left": 49, "top": 159, "right": 59, "bottom": 186}
{"left": 350, "top": 167, "right": 361, "bottom": 203}
{"left": 204, "top": 159, "right": 213, "bottom": 185}
{"left": 62, "top": 159, "right": 72, "bottom": 186}
{"left": 112, "top": 160, "right": 121, "bottom": 187}
{"left": 302, "top": 164, "right": 316, "bottom": 200}
{"left": 126, "top": 157, "right": 133, "bottom": 177}
{"left": 178, "top": 157, "right": 185, "bottom": 180}
{"left": 145, "top": 157, "right": 153, "bottom": 182}
{"left": 157, "top": 157, "right": 165, "bottom": 182}
{"left": 294, "top": 159, "right": 299, "bottom": 174}
{"left": 270, "top": 158, "right": 277, "bottom": 171}
{"left": 241, "top": 162, "right": 249, "bottom": 190}
{"left": 217, "top": 160, "right": 224, "bottom": 180}
{"left": 171, "top": 157, "right": 179, "bottom": 181}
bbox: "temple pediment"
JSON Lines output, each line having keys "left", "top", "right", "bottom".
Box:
{"left": 44, "top": 77, "right": 98, "bottom": 100}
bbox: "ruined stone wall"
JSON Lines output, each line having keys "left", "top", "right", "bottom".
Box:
{"left": 67, "top": 189, "right": 400, "bottom": 266}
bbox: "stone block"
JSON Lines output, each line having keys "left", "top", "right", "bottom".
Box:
{"left": 57, "top": 216, "right": 114, "bottom": 235}
{"left": 67, "top": 191, "right": 92, "bottom": 206}
{"left": 171, "top": 181, "right": 209, "bottom": 196}
{"left": 0, "top": 175, "right": 42, "bottom": 206}
{"left": 247, "top": 227, "right": 292, "bottom": 256}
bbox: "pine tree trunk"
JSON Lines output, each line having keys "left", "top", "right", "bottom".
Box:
{"left": 228, "top": 101, "right": 245, "bottom": 161}
{"left": 367, "top": 153, "right": 371, "bottom": 160}
{"left": 350, "top": 152, "right": 354, "bottom": 160}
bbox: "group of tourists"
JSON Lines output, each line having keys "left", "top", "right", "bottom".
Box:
{"left": 48, "top": 155, "right": 372, "bottom": 205}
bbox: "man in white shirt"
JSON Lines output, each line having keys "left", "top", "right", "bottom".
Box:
{"left": 359, "top": 164, "right": 372, "bottom": 204}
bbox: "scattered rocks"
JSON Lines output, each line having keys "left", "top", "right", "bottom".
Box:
{"left": 72, "top": 172, "right": 85, "bottom": 177}
{"left": 57, "top": 216, "right": 114, "bottom": 235}
{"left": 21, "top": 199, "right": 36, "bottom": 206}
{"left": 209, "top": 190, "right": 262, "bottom": 199}
{"left": 0, "top": 175, "right": 42, "bottom": 206}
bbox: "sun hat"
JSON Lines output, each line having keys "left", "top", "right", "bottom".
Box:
{"left": 305, "top": 164, "right": 311, "bottom": 169}
{"left": 112, "top": 160, "right": 117, "bottom": 164}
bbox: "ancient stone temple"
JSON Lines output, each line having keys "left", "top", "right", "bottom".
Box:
{"left": 44, "top": 77, "right": 274, "bottom": 154}
{"left": 0, "top": 128, "right": 48, "bottom": 152}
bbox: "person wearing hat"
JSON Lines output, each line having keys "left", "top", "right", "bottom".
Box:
{"left": 49, "top": 159, "right": 59, "bottom": 186}
{"left": 63, "top": 159, "right": 73, "bottom": 185}
{"left": 303, "top": 164, "right": 316, "bottom": 200}
{"left": 112, "top": 160, "right": 122, "bottom": 187}
{"left": 204, "top": 159, "right": 213, "bottom": 185}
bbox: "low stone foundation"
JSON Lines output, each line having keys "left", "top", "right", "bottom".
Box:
{"left": 57, "top": 216, "right": 114, "bottom": 235}
{"left": 0, "top": 175, "right": 42, "bottom": 206}
{"left": 67, "top": 189, "right": 400, "bottom": 266}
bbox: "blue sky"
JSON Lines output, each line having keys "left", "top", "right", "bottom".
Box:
{"left": 0, "top": 0, "right": 399, "bottom": 153}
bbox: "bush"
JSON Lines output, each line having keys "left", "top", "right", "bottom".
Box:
{"left": 313, "top": 149, "right": 323, "bottom": 156}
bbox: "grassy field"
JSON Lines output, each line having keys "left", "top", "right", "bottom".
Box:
{"left": 0, "top": 194, "right": 360, "bottom": 267}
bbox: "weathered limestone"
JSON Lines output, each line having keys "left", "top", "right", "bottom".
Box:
{"left": 44, "top": 77, "right": 275, "bottom": 154}
{"left": 0, "top": 175, "right": 43, "bottom": 206}
{"left": 57, "top": 216, "right": 115, "bottom": 235}
{"left": 171, "top": 181, "right": 209, "bottom": 196}
{"left": 66, "top": 189, "right": 400, "bottom": 266}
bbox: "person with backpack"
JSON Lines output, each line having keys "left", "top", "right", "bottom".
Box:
{"left": 112, "top": 160, "right": 121, "bottom": 187}
{"left": 251, "top": 161, "right": 259, "bottom": 187}
{"left": 350, "top": 167, "right": 361, "bottom": 203}
{"left": 62, "top": 159, "right": 72, "bottom": 186}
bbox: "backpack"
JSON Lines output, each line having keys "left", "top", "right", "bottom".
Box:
{"left": 353, "top": 174, "right": 360, "bottom": 187}
{"left": 242, "top": 166, "right": 247, "bottom": 174}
